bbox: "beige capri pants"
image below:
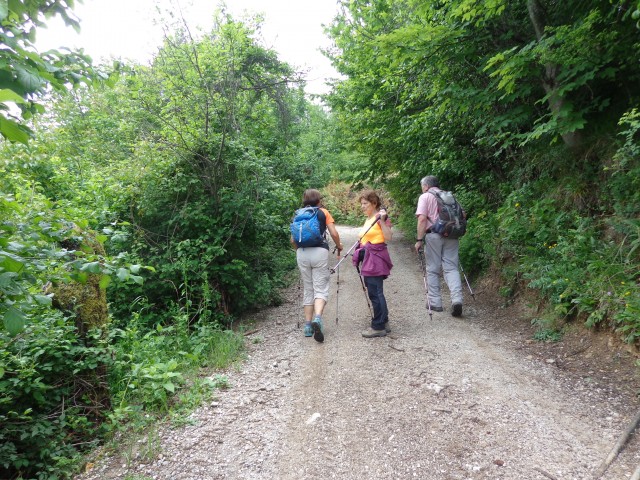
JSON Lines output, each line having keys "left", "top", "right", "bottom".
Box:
{"left": 296, "top": 246, "right": 330, "bottom": 305}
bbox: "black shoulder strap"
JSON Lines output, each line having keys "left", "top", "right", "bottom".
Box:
{"left": 316, "top": 208, "right": 327, "bottom": 236}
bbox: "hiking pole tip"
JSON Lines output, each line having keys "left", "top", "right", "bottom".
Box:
{"left": 459, "top": 261, "right": 476, "bottom": 301}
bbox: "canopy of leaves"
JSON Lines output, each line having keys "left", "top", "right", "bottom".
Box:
{"left": 325, "top": 0, "right": 640, "bottom": 190}
{"left": 325, "top": 0, "right": 640, "bottom": 338}
{"left": 0, "top": 0, "right": 114, "bottom": 143}
{"left": 14, "top": 13, "right": 348, "bottom": 327}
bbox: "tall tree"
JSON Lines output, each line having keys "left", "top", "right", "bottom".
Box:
{"left": 33, "top": 15, "right": 313, "bottom": 321}
{"left": 325, "top": 0, "right": 640, "bottom": 202}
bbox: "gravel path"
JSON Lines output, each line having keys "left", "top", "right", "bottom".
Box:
{"left": 78, "top": 226, "right": 640, "bottom": 480}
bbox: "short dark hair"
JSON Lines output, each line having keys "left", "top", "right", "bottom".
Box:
{"left": 420, "top": 175, "right": 439, "bottom": 188}
{"left": 302, "top": 189, "right": 322, "bottom": 207}
{"left": 358, "top": 189, "right": 381, "bottom": 209}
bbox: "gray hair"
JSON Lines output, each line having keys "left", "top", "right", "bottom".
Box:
{"left": 420, "top": 175, "right": 439, "bottom": 188}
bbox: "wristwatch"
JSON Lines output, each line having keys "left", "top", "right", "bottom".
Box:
{"left": 416, "top": 238, "right": 423, "bottom": 242}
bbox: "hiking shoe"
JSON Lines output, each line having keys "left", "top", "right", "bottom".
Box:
{"left": 430, "top": 306, "right": 444, "bottom": 312}
{"left": 452, "top": 303, "right": 463, "bottom": 317}
{"left": 303, "top": 322, "right": 313, "bottom": 337}
{"left": 384, "top": 321, "right": 391, "bottom": 333}
{"left": 362, "top": 327, "right": 387, "bottom": 338}
{"left": 311, "top": 316, "right": 324, "bottom": 343}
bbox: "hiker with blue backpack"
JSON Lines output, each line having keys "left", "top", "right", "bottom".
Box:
{"left": 353, "top": 190, "right": 393, "bottom": 338}
{"left": 414, "top": 175, "right": 466, "bottom": 317}
{"left": 290, "top": 189, "right": 343, "bottom": 343}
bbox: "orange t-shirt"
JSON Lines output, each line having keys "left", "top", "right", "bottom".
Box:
{"left": 359, "top": 215, "right": 389, "bottom": 245}
{"left": 320, "top": 207, "right": 335, "bottom": 228}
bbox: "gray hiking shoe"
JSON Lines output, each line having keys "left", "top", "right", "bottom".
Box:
{"left": 430, "top": 306, "right": 444, "bottom": 312}
{"left": 384, "top": 321, "right": 391, "bottom": 333}
{"left": 362, "top": 327, "right": 387, "bottom": 338}
{"left": 452, "top": 303, "right": 463, "bottom": 317}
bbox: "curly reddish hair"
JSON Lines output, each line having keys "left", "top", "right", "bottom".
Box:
{"left": 358, "top": 189, "right": 382, "bottom": 209}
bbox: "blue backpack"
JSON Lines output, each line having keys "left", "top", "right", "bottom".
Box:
{"left": 290, "top": 207, "right": 324, "bottom": 247}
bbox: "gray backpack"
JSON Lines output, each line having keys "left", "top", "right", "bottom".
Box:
{"left": 429, "top": 190, "right": 467, "bottom": 239}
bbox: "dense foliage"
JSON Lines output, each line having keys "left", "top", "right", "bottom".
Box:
{"left": 1, "top": 7, "right": 343, "bottom": 480}
{"left": 0, "top": 314, "right": 110, "bottom": 479}
{"left": 0, "top": 0, "right": 113, "bottom": 144}
{"left": 325, "top": 0, "right": 640, "bottom": 339}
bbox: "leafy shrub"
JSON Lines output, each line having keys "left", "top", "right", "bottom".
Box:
{"left": 531, "top": 313, "right": 565, "bottom": 342}
{"left": 107, "top": 313, "right": 244, "bottom": 428}
{"left": 0, "top": 313, "right": 111, "bottom": 480}
{"left": 493, "top": 161, "right": 639, "bottom": 344}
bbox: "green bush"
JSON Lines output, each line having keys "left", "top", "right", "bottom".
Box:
{"left": 492, "top": 166, "right": 639, "bottom": 344}
{"left": 107, "top": 312, "right": 244, "bottom": 428}
{"left": 0, "top": 307, "right": 245, "bottom": 479}
{"left": 0, "top": 313, "right": 111, "bottom": 480}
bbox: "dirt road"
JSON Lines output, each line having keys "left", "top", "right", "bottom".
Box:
{"left": 79, "top": 226, "right": 640, "bottom": 480}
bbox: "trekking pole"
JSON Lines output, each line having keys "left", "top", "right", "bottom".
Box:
{"left": 333, "top": 246, "right": 340, "bottom": 325}
{"left": 330, "top": 239, "right": 359, "bottom": 273}
{"left": 417, "top": 248, "right": 433, "bottom": 321}
{"left": 329, "top": 213, "right": 383, "bottom": 274}
{"left": 355, "top": 264, "right": 374, "bottom": 321}
{"left": 297, "top": 275, "right": 302, "bottom": 328}
{"left": 336, "top": 266, "right": 340, "bottom": 325}
{"left": 459, "top": 260, "right": 476, "bottom": 300}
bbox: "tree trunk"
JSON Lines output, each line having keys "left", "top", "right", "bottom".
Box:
{"left": 527, "top": 0, "right": 582, "bottom": 150}
{"left": 51, "top": 228, "right": 109, "bottom": 339}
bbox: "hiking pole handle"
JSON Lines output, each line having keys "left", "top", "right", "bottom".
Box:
{"left": 378, "top": 206, "right": 388, "bottom": 222}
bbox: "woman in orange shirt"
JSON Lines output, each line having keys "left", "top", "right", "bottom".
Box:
{"left": 290, "top": 189, "right": 343, "bottom": 342}
{"left": 353, "top": 190, "right": 393, "bottom": 338}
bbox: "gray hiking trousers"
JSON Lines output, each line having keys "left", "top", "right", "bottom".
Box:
{"left": 424, "top": 232, "right": 463, "bottom": 308}
{"left": 296, "top": 246, "right": 330, "bottom": 305}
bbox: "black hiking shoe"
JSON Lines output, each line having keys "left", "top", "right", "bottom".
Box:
{"left": 452, "top": 303, "right": 463, "bottom": 317}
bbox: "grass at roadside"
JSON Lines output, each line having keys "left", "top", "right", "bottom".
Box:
{"left": 79, "top": 319, "right": 245, "bottom": 476}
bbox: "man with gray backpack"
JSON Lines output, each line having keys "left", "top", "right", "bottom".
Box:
{"left": 414, "top": 175, "right": 466, "bottom": 317}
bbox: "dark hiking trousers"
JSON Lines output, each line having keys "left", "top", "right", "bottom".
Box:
{"left": 363, "top": 275, "right": 388, "bottom": 330}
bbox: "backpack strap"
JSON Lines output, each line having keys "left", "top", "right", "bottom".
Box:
{"left": 305, "top": 207, "right": 327, "bottom": 236}
{"left": 427, "top": 190, "right": 443, "bottom": 224}
{"left": 428, "top": 190, "right": 443, "bottom": 201}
